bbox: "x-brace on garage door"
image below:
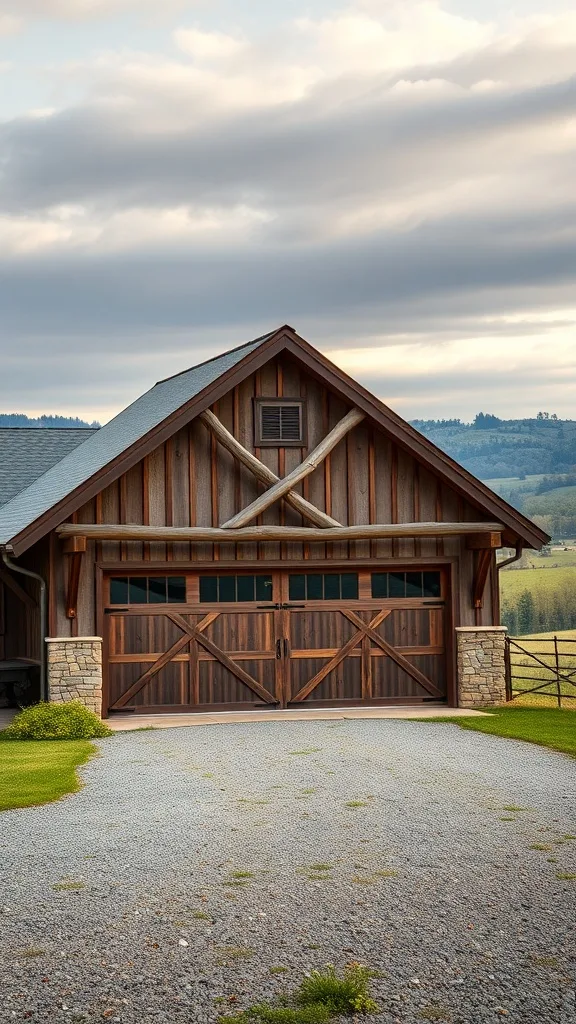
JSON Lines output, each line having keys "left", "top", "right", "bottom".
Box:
{"left": 105, "top": 567, "right": 448, "bottom": 713}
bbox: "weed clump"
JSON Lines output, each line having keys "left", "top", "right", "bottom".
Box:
{"left": 219, "top": 964, "right": 378, "bottom": 1023}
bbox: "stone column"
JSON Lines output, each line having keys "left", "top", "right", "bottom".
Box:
{"left": 45, "top": 637, "right": 103, "bottom": 717}
{"left": 455, "top": 626, "right": 507, "bottom": 708}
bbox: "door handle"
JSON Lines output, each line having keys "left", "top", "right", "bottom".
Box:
{"left": 276, "top": 639, "right": 283, "bottom": 659}
{"left": 282, "top": 603, "right": 305, "bottom": 609}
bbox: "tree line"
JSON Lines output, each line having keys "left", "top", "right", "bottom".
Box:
{"left": 502, "top": 588, "right": 576, "bottom": 635}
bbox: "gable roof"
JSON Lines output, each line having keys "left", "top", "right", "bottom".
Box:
{"left": 0, "top": 325, "right": 548, "bottom": 554}
{"left": 0, "top": 428, "right": 98, "bottom": 508}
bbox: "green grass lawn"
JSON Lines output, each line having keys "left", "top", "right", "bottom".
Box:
{"left": 431, "top": 706, "right": 576, "bottom": 758}
{"left": 0, "top": 740, "right": 95, "bottom": 811}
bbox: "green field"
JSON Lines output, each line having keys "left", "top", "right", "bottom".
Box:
{"left": 484, "top": 474, "right": 547, "bottom": 494}
{"left": 500, "top": 565, "right": 576, "bottom": 601}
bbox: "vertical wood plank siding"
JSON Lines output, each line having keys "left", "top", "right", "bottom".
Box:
{"left": 53, "top": 355, "right": 499, "bottom": 638}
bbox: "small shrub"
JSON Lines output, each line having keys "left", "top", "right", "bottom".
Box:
{"left": 1, "top": 702, "right": 111, "bottom": 741}
{"left": 297, "top": 965, "right": 379, "bottom": 1015}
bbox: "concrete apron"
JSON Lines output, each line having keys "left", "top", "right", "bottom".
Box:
{"left": 106, "top": 705, "right": 491, "bottom": 730}
{"left": 0, "top": 705, "right": 491, "bottom": 732}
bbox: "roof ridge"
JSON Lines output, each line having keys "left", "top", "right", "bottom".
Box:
{"left": 154, "top": 327, "right": 285, "bottom": 387}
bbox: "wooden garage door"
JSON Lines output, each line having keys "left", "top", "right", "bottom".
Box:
{"left": 104, "top": 568, "right": 448, "bottom": 713}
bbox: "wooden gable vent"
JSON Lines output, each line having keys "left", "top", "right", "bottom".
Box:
{"left": 255, "top": 398, "right": 305, "bottom": 446}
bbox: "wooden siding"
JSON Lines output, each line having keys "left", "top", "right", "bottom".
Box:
{"left": 46, "top": 354, "right": 496, "bottom": 638}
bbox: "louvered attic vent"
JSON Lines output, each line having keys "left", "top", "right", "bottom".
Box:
{"left": 254, "top": 399, "right": 305, "bottom": 446}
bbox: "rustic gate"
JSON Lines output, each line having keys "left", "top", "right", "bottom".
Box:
{"left": 505, "top": 635, "right": 576, "bottom": 707}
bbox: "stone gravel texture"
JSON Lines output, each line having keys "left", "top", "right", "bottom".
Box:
{"left": 1, "top": 719, "right": 575, "bottom": 1024}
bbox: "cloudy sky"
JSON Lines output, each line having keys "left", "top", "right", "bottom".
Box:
{"left": 1, "top": 0, "right": 575, "bottom": 424}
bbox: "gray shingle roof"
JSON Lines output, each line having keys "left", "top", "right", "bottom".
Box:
{"left": 0, "top": 428, "right": 98, "bottom": 508}
{"left": 0, "top": 332, "right": 276, "bottom": 546}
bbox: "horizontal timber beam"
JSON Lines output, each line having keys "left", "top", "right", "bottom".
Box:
{"left": 466, "top": 532, "right": 502, "bottom": 550}
{"left": 57, "top": 521, "right": 505, "bottom": 543}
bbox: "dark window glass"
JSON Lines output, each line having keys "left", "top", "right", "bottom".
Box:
{"left": 371, "top": 571, "right": 442, "bottom": 600}
{"left": 371, "top": 573, "right": 388, "bottom": 599}
{"left": 129, "top": 577, "right": 148, "bottom": 603}
{"left": 199, "top": 575, "right": 272, "bottom": 603}
{"left": 148, "top": 577, "right": 167, "bottom": 603}
{"left": 306, "top": 574, "right": 323, "bottom": 600}
{"left": 423, "top": 572, "right": 442, "bottom": 598}
{"left": 388, "top": 573, "right": 406, "bottom": 598}
{"left": 219, "top": 576, "right": 236, "bottom": 603}
{"left": 288, "top": 573, "right": 359, "bottom": 601}
{"left": 111, "top": 576, "right": 186, "bottom": 604}
{"left": 341, "top": 574, "right": 359, "bottom": 600}
{"left": 256, "top": 576, "right": 274, "bottom": 601}
{"left": 406, "top": 572, "right": 423, "bottom": 598}
{"left": 289, "top": 575, "right": 306, "bottom": 601}
{"left": 324, "top": 574, "right": 340, "bottom": 600}
{"left": 167, "top": 577, "right": 186, "bottom": 603}
{"left": 237, "top": 576, "right": 255, "bottom": 602}
{"left": 199, "top": 576, "right": 218, "bottom": 603}
{"left": 110, "top": 577, "right": 128, "bottom": 604}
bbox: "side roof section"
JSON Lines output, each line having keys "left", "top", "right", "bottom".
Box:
{"left": 0, "top": 428, "right": 98, "bottom": 508}
{"left": 0, "top": 331, "right": 276, "bottom": 549}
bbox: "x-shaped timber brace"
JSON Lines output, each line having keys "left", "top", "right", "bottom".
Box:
{"left": 56, "top": 406, "right": 505, "bottom": 610}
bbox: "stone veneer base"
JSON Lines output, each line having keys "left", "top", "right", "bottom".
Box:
{"left": 455, "top": 626, "right": 507, "bottom": 708}
{"left": 45, "top": 637, "right": 103, "bottom": 717}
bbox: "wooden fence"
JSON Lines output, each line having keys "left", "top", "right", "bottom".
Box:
{"left": 505, "top": 636, "right": 576, "bottom": 708}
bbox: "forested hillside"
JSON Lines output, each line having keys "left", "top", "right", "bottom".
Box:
{"left": 410, "top": 412, "right": 576, "bottom": 479}
{"left": 0, "top": 413, "right": 99, "bottom": 428}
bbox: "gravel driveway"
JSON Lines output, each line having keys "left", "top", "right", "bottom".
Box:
{"left": 1, "top": 720, "right": 575, "bottom": 1024}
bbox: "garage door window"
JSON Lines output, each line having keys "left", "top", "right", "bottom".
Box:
{"left": 371, "top": 571, "right": 441, "bottom": 599}
{"left": 288, "top": 573, "right": 358, "bottom": 601}
{"left": 199, "top": 575, "right": 273, "bottom": 602}
{"left": 110, "top": 576, "right": 186, "bottom": 604}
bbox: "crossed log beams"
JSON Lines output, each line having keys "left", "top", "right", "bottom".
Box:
{"left": 200, "top": 410, "right": 340, "bottom": 529}
{"left": 220, "top": 407, "right": 365, "bottom": 529}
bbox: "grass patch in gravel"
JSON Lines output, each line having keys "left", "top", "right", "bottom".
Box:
{"left": 345, "top": 800, "right": 369, "bottom": 808}
{"left": 51, "top": 879, "right": 85, "bottom": 891}
{"left": 418, "top": 1006, "right": 451, "bottom": 1021}
{"left": 424, "top": 706, "right": 576, "bottom": 758}
{"left": 219, "top": 964, "right": 378, "bottom": 1023}
{"left": 0, "top": 739, "right": 94, "bottom": 811}
{"left": 289, "top": 749, "right": 321, "bottom": 756}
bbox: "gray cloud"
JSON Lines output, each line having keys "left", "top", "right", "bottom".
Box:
{"left": 1, "top": 13, "right": 576, "bottom": 420}
{"left": 2, "top": 74, "right": 575, "bottom": 215}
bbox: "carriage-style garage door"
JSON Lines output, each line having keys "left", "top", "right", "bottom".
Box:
{"left": 105, "top": 568, "right": 449, "bottom": 714}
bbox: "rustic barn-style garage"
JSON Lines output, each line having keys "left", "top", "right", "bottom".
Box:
{"left": 0, "top": 326, "right": 548, "bottom": 716}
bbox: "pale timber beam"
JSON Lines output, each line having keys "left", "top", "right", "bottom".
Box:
{"left": 199, "top": 409, "right": 340, "bottom": 529}
{"left": 221, "top": 407, "right": 366, "bottom": 529}
{"left": 56, "top": 521, "right": 505, "bottom": 543}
